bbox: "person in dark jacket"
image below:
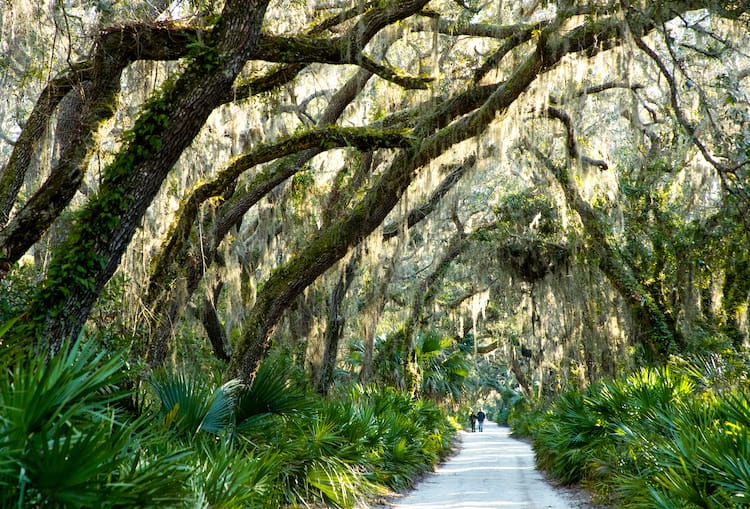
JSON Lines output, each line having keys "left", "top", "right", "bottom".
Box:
{"left": 469, "top": 411, "right": 478, "bottom": 432}
{"left": 476, "top": 408, "right": 486, "bottom": 432}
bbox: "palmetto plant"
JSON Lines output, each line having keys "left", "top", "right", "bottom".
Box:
{"left": 632, "top": 393, "right": 750, "bottom": 509}
{"left": 188, "top": 439, "right": 281, "bottom": 509}
{"left": 414, "top": 330, "right": 470, "bottom": 403}
{"left": 0, "top": 332, "right": 458, "bottom": 508}
{"left": 233, "top": 352, "right": 313, "bottom": 432}
{"left": 0, "top": 340, "right": 189, "bottom": 507}
{"left": 348, "top": 384, "right": 456, "bottom": 490}
{"left": 530, "top": 360, "right": 750, "bottom": 508}
{"left": 533, "top": 388, "right": 606, "bottom": 484}
{"left": 266, "top": 416, "right": 385, "bottom": 508}
{"left": 150, "top": 369, "right": 242, "bottom": 439}
{"left": 534, "top": 366, "right": 696, "bottom": 487}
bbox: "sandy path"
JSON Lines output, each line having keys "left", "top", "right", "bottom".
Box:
{"left": 385, "top": 422, "right": 589, "bottom": 509}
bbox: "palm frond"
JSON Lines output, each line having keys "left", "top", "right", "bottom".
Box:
{"left": 191, "top": 441, "right": 280, "bottom": 509}
{"left": 234, "top": 357, "right": 311, "bottom": 430}
{"left": 150, "top": 371, "right": 240, "bottom": 437}
{"left": 0, "top": 340, "right": 190, "bottom": 507}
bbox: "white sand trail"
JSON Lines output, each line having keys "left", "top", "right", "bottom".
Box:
{"left": 387, "top": 423, "right": 589, "bottom": 509}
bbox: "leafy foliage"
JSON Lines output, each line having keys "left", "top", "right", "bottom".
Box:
{"left": 414, "top": 330, "right": 470, "bottom": 402}
{"left": 524, "top": 357, "right": 750, "bottom": 507}
{"left": 151, "top": 370, "right": 242, "bottom": 438}
{"left": 0, "top": 338, "right": 456, "bottom": 508}
{"left": 0, "top": 340, "right": 189, "bottom": 507}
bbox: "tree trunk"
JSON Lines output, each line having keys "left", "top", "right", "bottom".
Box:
{"left": 0, "top": 22, "right": 196, "bottom": 271}
{"left": 540, "top": 107, "right": 680, "bottom": 358}
{"left": 19, "top": 1, "right": 271, "bottom": 353}
{"left": 197, "top": 282, "right": 231, "bottom": 362}
{"left": 315, "top": 253, "right": 358, "bottom": 395}
{"left": 226, "top": 30, "right": 565, "bottom": 381}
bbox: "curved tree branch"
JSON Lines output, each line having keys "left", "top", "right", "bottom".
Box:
{"left": 145, "top": 64, "right": 383, "bottom": 366}
{"left": 226, "top": 4, "right": 621, "bottom": 380}
{"left": 383, "top": 155, "right": 476, "bottom": 239}
{"left": 18, "top": 0, "right": 273, "bottom": 353}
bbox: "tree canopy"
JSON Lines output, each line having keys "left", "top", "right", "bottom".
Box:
{"left": 1, "top": 0, "right": 749, "bottom": 393}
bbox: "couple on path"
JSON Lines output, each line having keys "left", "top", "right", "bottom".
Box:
{"left": 469, "top": 408, "right": 485, "bottom": 432}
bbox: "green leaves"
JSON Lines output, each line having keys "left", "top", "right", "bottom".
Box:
{"left": 0, "top": 340, "right": 456, "bottom": 508}
{"left": 234, "top": 354, "right": 312, "bottom": 430}
{"left": 0, "top": 340, "right": 189, "bottom": 507}
{"left": 151, "top": 370, "right": 242, "bottom": 438}
{"left": 190, "top": 441, "right": 277, "bottom": 509}
{"left": 1, "top": 340, "right": 125, "bottom": 443}
{"left": 527, "top": 361, "right": 750, "bottom": 507}
{"left": 414, "top": 331, "right": 470, "bottom": 402}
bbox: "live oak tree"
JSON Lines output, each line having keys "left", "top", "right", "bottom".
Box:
{"left": 1, "top": 0, "right": 749, "bottom": 388}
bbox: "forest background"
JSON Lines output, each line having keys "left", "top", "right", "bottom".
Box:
{"left": 1, "top": 0, "right": 750, "bottom": 507}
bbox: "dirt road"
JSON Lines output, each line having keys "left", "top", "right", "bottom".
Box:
{"left": 384, "top": 422, "right": 593, "bottom": 509}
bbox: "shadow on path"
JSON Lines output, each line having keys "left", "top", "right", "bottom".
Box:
{"left": 385, "top": 422, "right": 586, "bottom": 509}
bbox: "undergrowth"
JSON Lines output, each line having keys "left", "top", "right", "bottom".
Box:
{"left": 510, "top": 353, "right": 750, "bottom": 507}
{"left": 0, "top": 340, "right": 457, "bottom": 508}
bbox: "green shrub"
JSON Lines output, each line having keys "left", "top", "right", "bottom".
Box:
{"left": 0, "top": 340, "right": 190, "bottom": 507}
{"left": 0, "top": 338, "right": 457, "bottom": 508}
{"left": 526, "top": 361, "right": 750, "bottom": 508}
{"left": 507, "top": 394, "right": 544, "bottom": 438}
{"left": 533, "top": 388, "right": 608, "bottom": 484}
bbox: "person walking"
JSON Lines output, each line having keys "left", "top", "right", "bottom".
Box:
{"left": 477, "top": 408, "right": 486, "bottom": 432}
{"left": 469, "top": 411, "right": 478, "bottom": 432}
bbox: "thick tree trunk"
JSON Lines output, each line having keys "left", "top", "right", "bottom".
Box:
{"left": 0, "top": 23, "right": 196, "bottom": 272}
{"left": 0, "top": 76, "right": 72, "bottom": 226}
{"left": 20, "top": 1, "right": 271, "bottom": 353}
{"left": 0, "top": 72, "right": 122, "bottom": 266}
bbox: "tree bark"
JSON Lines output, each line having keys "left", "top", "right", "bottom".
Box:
{"left": 226, "top": 26, "right": 555, "bottom": 381}
{"left": 538, "top": 106, "right": 680, "bottom": 358}
{"left": 315, "top": 253, "right": 357, "bottom": 395}
{"left": 145, "top": 68, "right": 380, "bottom": 367}
{"left": 196, "top": 282, "right": 231, "bottom": 362}
{"left": 19, "top": 1, "right": 271, "bottom": 353}
{"left": 0, "top": 23, "right": 196, "bottom": 270}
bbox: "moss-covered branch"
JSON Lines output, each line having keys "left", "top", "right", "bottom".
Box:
{"left": 147, "top": 125, "right": 412, "bottom": 305}
{"left": 225, "top": 11, "right": 584, "bottom": 381}
{"left": 0, "top": 70, "right": 82, "bottom": 226}
{"left": 145, "top": 67, "right": 384, "bottom": 366}
{"left": 15, "top": 0, "right": 272, "bottom": 353}
{"left": 383, "top": 156, "right": 475, "bottom": 239}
